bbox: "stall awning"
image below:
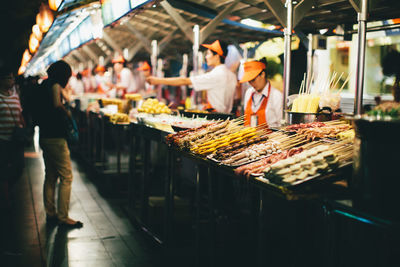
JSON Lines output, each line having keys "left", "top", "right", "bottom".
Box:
{"left": 26, "top": 0, "right": 400, "bottom": 75}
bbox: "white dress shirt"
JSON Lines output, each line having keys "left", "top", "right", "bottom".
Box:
{"left": 190, "top": 64, "right": 237, "bottom": 113}
{"left": 119, "top": 68, "right": 137, "bottom": 93}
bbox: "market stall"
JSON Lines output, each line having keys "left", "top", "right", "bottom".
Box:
{"left": 70, "top": 103, "right": 132, "bottom": 195}
{"left": 19, "top": 0, "right": 400, "bottom": 266}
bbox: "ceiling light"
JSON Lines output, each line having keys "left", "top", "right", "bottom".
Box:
{"left": 319, "top": 28, "right": 328, "bottom": 35}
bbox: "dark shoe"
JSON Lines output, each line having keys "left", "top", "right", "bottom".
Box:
{"left": 46, "top": 215, "right": 58, "bottom": 224}
{"left": 58, "top": 220, "right": 83, "bottom": 229}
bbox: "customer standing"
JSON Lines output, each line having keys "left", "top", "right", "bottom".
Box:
{"left": 36, "top": 60, "right": 82, "bottom": 227}
{"left": 0, "top": 65, "right": 25, "bottom": 206}
{"left": 0, "top": 63, "right": 25, "bottom": 258}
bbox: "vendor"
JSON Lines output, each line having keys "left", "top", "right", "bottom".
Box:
{"left": 240, "top": 59, "right": 283, "bottom": 127}
{"left": 94, "top": 65, "right": 110, "bottom": 94}
{"left": 146, "top": 40, "right": 236, "bottom": 113}
{"left": 137, "top": 61, "right": 152, "bottom": 78}
{"left": 112, "top": 55, "right": 136, "bottom": 98}
{"left": 137, "top": 61, "right": 153, "bottom": 94}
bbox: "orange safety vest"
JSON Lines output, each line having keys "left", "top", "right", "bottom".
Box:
{"left": 244, "top": 82, "right": 271, "bottom": 127}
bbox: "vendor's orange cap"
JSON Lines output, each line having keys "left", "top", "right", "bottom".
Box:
{"left": 81, "top": 69, "right": 90, "bottom": 76}
{"left": 112, "top": 55, "right": 125, "bottom": 64}
{"left": 201, "top": 40, "right": 225, "bottom": 57}
{"left": 95, "top": 65, "right": 106, "bottom": 72}
{"left": 137, "top": 61, "right": 151, "bottom": 71}
{"left": 239, "top": 61, "right": 266, "bottom": 83}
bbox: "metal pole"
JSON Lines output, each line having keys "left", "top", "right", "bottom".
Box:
{"left": 283, "top": 0, "right": 293, "bottom": 120}
{"left": 193, "top": 25, "right": 200, "bottom": 74}
{"left": 151, "top": 40, "right": 158, "bottom": 77}
{"left": 182, "top": 53, "right": 188, "bottom": 99}
{"left": 354, "top": 0, "right": 368, "bottom": 115}
{"left": 157, "top": 58, "right": 163, "bottom": 100}
{"left": 151, "top": 40, "right": 158, "bottom": 94}
{"left": 306, "top": 33, "right": 313, "bottom": 91}
{"left": 192, "top": 25, "right": 200, "bottom": 107}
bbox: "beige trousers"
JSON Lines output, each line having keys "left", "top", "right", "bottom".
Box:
{"left": 40, "top": 138, "right": 73, "bottom": 221}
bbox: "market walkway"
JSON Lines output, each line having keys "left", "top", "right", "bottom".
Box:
{"left": 1, "top": 141, "right": 161, "bottom": 267}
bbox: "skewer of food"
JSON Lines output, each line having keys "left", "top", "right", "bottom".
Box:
{"left": 191, "top": 126, "right": 258, "bottom": 156}
{"left": 166, "top": 117, "right": 245, "bottom": 150}
{"left": 220, "top": 141, "right": 281, "bottom": 166}
{"left": 336, "top": 129, "right": 355, "bottom": 140}
{"left": 207, "top": 131, "right": 307, "bottom": 166}
{"left": 283, "top": 122, "right": 327, "bottom": 132}
{"left": 264, "top": 141, "right": 353, "bottom": 185}
{"left": 234, "top": 147, "right": 305, "bottom": 178}
{"left": 296, "top": 124, "right": 351, "bottom": 140}
{"left": 210, "top": 135, "right": 270, "bottom": 161}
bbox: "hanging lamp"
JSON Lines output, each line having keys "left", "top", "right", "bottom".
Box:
{"left": 48, "top": 0, "right": 62, "bottom": 11}
{"left": 36, "top": 4, "right": 54, "bottom": 33}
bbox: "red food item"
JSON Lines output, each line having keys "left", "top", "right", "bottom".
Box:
{"left": 285, "top": 122, "right": 326, "bottom": 131}
{"left": 235, "top": 147, "right": 304, "bottom": 178}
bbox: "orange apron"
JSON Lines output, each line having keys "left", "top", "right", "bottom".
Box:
{"left": 203, "top": 91, "right": 217, "bottom": 112}
{"left": 97, "top": 84, "right": 105, "bottom": 94}
{"left": 244, "top": 83, "right": 271, "bottom": 127}
{"left": 203, "top": 100, "right": 217, "bottom": 112}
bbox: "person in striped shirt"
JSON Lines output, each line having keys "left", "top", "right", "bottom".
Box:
{"left": 0, "top": 73, "right": 24, "bottom": 141}
{"left": 0, "top": 66, "right": 25, "bottom": 209}
{"left": 0, "top": 67, "right": 24, "bottom": 180}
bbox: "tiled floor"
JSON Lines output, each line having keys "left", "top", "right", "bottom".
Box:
{"left": 1, "top": 146, "right": 160, "bottom": 267}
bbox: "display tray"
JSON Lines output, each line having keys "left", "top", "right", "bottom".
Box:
{"left": 171, "top": 125, "right": 190, "bottom": 132}
{"left": 254, "top": 161, "right": 352, "bottom": 190}
{"left": 181, "top": 110, "right": 234, "bottom": 120}
{"left": 268, "top": 127, "right": 284, "bottom": 132}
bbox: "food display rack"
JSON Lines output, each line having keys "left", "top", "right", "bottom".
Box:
{"left": 70, "top": 105, "right": 400, "bottom": 266}
{"left": 71, "top": 107, "right": 132, "bottom": 195}
{"left": 162, "top": 126, "right": 357, "bottom": 265}
{"left": 128, "top": 122, "right": 172, "bottom": 244}
{"left": 66, "top": 1, "right": 400, "bottom": 260}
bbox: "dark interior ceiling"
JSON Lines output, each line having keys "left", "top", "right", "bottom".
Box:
{"left": 0, "top": 0, "right": 44, "bottom": 73}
